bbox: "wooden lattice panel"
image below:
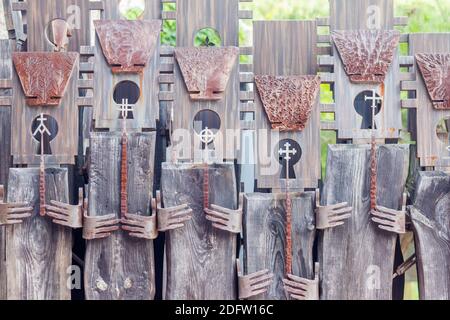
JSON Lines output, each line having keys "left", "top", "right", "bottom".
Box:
{"left": 253, "top": 21, "right": 320, "bottom": 191}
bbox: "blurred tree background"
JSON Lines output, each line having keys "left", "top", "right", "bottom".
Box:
{"left": 0, "top": 0, "right": 448, "bottom": 301}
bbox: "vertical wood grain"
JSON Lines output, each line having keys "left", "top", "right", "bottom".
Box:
{"left": 161, "top": 163, "right": 237, "bottom": 300}
{"left": 319, "top": 144, "right": 409, "bottom": 300}
{"left": 6, "top": 168, "right": 71, "bottom": 300}
{"left": 410, "top": 171, "right": 450, "bottom": 300}
{"left": 243, "top": 192, "right": 316, "bottom": 300}
{"left": 84, "top": 132, "right": 156, "bottom": 300}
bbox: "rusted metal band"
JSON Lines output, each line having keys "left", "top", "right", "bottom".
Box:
{"left": 120, "top": 134, "right": 128, "bottom": 218}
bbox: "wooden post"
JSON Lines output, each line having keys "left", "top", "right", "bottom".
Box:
{"left": 0, "top": 38, "right": 13, "bottom": 302}
{"left": 243, "top": 192, "right": 316, "bottom": 300}
{"left": 6, "top": 168, "right": 71, "bottom": 300}
{"left": 319, "top": 144, "right": 409, "bottom": 299}
{"left": 84, "top": 132, "right": 156, "bottom": 300}
{"left": 409, "top": 171, "right": 450, "bottom": 300}
{"left": 161, "top": 163, "right": 237, "bottom": 300}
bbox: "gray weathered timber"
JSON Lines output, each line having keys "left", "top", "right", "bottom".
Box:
{"left": 253, "top": 20, "right": 320, "bottom": 190}
{"left": 409, "top": 171, "right": 450, "bottom": 300}
{"left": 243, "top": 192, "right": 316, "bottom": 300}
{"left": 328, "top": 0, "right": 402, "bottom": 141}
{"left": 0, "top": 39, "right": 13, "bottom": 301}
{"left": 173, "top": 0, "right": 240, "bottom": 161}
{"left": 161, "top": 163, "right": 237, "bottom": 300}
{"left": 319, "top": 144, "right": 409, "bottom": 300}
{"left": 84, "top": 132, "right": 156, "bottom": 300}
{"left": 0, "top": 40, "right": 12, "bottom": 189}
{"left": 6, "top": 168, "right": 71, "bottom": 300}
{"left": 24, "top": 0, "right": 91, "bottom": 52}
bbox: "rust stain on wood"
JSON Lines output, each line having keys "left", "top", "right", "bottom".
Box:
{"left": 415, "top": 53, "right": 450, "bottom": 110}
{"left": 94, "top": 20, "right": 162, "bottom": 74}
{"left": 254, "top": 75, "right": 320, "bottom": 131}
{"left": 120, "top": 133, "right": 128, "bottom": 218}
{"left": 332, "top": 30, "right": 400, "bottom": 84}
{"left": 175, "top": 47, "right": 239, "bottom": 101}
{"left": 12, "top": 52, "right": 78, "bottom": 107}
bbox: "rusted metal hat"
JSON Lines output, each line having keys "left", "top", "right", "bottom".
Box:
{"left": 175, "top": 47, "right": 239, "bottom": 101}
{"left": 94, "top": 20, "right": 162, "bottom": 74}
{"left": 255, "top": 75, "right": 321, "bottom": 131}
{"left": 13, "top": 52, "right": 78, "bottom": 107}
{"left": 416, "top": 53, "right": 450, "bottom": 110}
{"left": 332, "top": 30, "right": 400, "bottom": 84}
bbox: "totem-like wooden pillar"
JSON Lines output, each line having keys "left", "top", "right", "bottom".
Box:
{"left": 160, "top": 0, "right": 246, "bottom": 300}
{"left": 400, "top": 33, "right": 450, "bottom": 299}
{"left": 83, "top": 0, "right": 161, "bottom": 300}
{"left": 317, "top": 0, "right": 409, "bottom": 300}
{"left": 243, "top": 20, "right": 320, "bottom": 300}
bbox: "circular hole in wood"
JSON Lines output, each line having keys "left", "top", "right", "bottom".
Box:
{"left": 31, "top": 114, "right": 59, "bottom": 155}
{"left": 113, "top": 80, "right": 141, "bottom": 104}
{"left": 354, "top": 90, "right": 382, "bottom": 129}
{"left": 436, "top": 117, "right": 450, "bottom": 151}
{"left": 119, "top": 0, "right": 146, "bottom": 20}
{"left": 193, "top": 110, "right": 221, "bottom": 146}
{"left": 277, "top": 139, "right": 302, "bottom": 180}
{"left": 114, "top": 81, "right": 140, "bottom": 119}
{"left": 45, "top": 18, "right": 72, "bottom": 51}
{"left": 194, "top": 28, "right": 222, "bottom": 47}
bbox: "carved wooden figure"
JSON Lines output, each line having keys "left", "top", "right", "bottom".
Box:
{"left": 401, "top": 33, "right": 450, "bottom": 170}
{"left": 318, "top": 0, "right": 406, "bottom": 142}
{"left": 241, "top": 21, "right": 328, "bottom": 301}
{"left": 82, "top": 0, "right": 165, "bottom": 300}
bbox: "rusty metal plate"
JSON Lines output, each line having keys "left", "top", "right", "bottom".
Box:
{"left": 175, "top": 47, "right": 239, "bottom": 101}
{"left": 332, "top": 30, "right": 400, "bottom": 84}
{"left": 94, "top": 20, "right": 162, "bottom": 74}
{"left": 255, "top": 75, "right": 321, "bottom": 131}
{"left": 13, "top": 52, "right": 78, "bottom": 107}
{"left": 416, "top": 53, "right": 450, "bottom": 110}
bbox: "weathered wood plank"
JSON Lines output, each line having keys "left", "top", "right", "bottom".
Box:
{"left": 84, "top": 132, "right": 156, "bottom": 300}
{"left": 319, "top": 144, "right": 409, "bottom": 300}
{"left": 6, "top": 168, "right": 71, "bottom": 300}
{"left": 409, "top": 171, "right": 450, "bottom": 300}
{"left": 161, "top": 163, "right": 237, "bottom": 300}
{"left": 243, "top": 192, "right": 316, "bottom": 300}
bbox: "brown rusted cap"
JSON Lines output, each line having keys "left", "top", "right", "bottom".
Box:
{"left": 416, "top": 53, "right": 450, "bottom": 110}
{"left": 332, "top": 30, "right": 400, "bottom": 84}
{"left": 175, "top": 47, "right": 239, "bottom": 101}
{"left": 94, "top": 19, "right": 162, "bottom": 74}
{"left": 255, "top": 75, "right": 320, "bottom": 131}
{"left": 13, "top": 52, "right": 78, "bottom": 107}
